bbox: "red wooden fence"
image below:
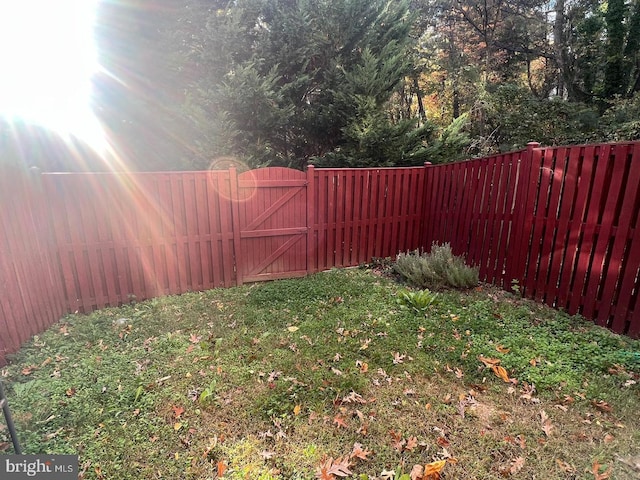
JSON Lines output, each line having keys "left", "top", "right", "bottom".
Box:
{"left": 1, "top": 141, "right": 639, "bottom": 364}
{"left": 0, "top": 167, "right": 66, "bottom": 366}
{"left": 43, "top": 171, "right": 237, "bottom": 312}
{"left": 424, "top": 141, "right": 640, "bottom": 338}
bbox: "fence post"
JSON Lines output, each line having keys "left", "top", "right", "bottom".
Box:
{"left": 306, "top": 164, "right": 316, "bottom": 275}
{"left": 506, "top": 142, "right": 540, "bottom": 290}
{"left": 228, "top": 166, "right": 243, "bottom": 286}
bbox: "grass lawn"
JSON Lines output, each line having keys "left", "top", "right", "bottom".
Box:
{"left": 1, "top": 267, "right": 639, "bottom": 479}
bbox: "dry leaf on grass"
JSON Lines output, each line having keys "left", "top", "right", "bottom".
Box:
{"left": 171, "top": 405, "right": 184, "bottom": 419}
{"left": 315, "top": 456, "right": 353, "bottom": 480}
{"left": 592, "top": 461, "right": 611, "bottom": 480}
{"left": 390, "top": 430, "right": 405, "bottom": 452}
{"left": 333, "top": 415, "right": 347, "bottom": 429}
{"left": 499, "top": 456, "right": 525, "bottom": 476}
{"left": 216, "top": 461, "right": 227, "bottom": 478}
{"left": 478, "top": 355, "right": 501, "bottom": 367}
{"left": 540, "top": 410, "right": 554, "bottom": 436}
{"left": 592, "top": 400, "right": 613, "bottom": 413}
{"left": 350, "top": 442, "right": 372, "bottom": 461}
{"left": 491, "top": 365, "right": 510, "bottom": 383}
{"left": 410, "top": 464, "right": 424, "bottom": 480}
{"left": 424, "top": 460, "right": 447, "bottom": 479}
{"left": 405, "top": 436, "right": 418, "bottom": 452}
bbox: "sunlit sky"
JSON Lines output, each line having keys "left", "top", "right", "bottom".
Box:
{"left": 0, "top": 0, "right": 105, "bottom": 152}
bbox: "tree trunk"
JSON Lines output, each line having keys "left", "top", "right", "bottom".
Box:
{"left": 413, "top": 76, "right": 427, "bottom": 124}
{"left": 553, "top": 0, "right": 566, "bottom": 98}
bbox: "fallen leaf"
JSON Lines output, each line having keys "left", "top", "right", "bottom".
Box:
{"left": 189, "top": 333, "right": 201, "bottom": 343}
{"left": 333, "top": 415, "right": 347, "bottom": 429}
{"left": 390, "top": 430, "right": 405, "bottom": 452}
{"left": 529, "top": 358, "right": 537, "bottom": 366}
{"left": 496, "top": 345, "right": 510, "bottom": 354}
{"left": 342, "top": 391, "right": 366, "bottom": 404}
{"left": 592, "top": 461, "right": 611, "bottom": 480}
{"left": 405, "top": 436, "right": 418, "bottom": 452}
{"left": 217, "top": 461, "right": 227, "bottom": 478}
{"left": 393, "top": 352, "right": 406, "bottom": 364}
{"left": 260, "top": 450, "right": 276, "bottom": 460}
{"left": 350, "top": 442, "right": 372, "bottom": 461}
{"left": 540, "top": 410, "right": 553, "bottom": 436}
{"left": 510, "top": 457, "right": 525, "bottom": 474}
{"left": 592, "top": 400, "right": 612, "bottom": 413}
{"left": 173, "top": 422, "right": 183, "bottom": 431}
{"left": 410, "top": 464, "right": 424, "bottom": 480}
{"left": 455, "top": 368, "right": 464, "bottom": 379}
{"left": 603, "top": 433, "right": 614, "bottom": 444}
{"left": 436, "top": 436, "right": 450, "bottom": 447}
{"left": 287, "top": 326, "right": 299, "bottom": 333}
{"left": 380, "top": 469, "right": 396, "bottom": 480}
{"left": 491, "top": 365, "right": 510, "bottom": 383}
{"left": 315, "top": 456, "right": 352, "bottom": 479}
{"left": 172, "top": 405, "right": 185, "bottom": 419}
{"left": 478, "top": 356, "right": 501, "bottom": 367}
{"left": 424, "top": 459, "right": 447, "bottom": 479}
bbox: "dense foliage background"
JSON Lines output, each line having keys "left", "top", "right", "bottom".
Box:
{"left": 5, "top": 0, "right": 640, "bottom": 171}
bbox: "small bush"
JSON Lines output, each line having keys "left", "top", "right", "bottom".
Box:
{"left": 397, "top": 288, "right": 439, "bottom": 314}
{"left": 394, "top": 243, "right": 479, "bottom": 290}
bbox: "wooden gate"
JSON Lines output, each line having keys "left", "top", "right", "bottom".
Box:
{"left": 230, "top": 167, "right": 313, "bottom": 284}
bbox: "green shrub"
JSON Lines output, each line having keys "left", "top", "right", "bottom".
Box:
{"left": 394, "top": 243, "right": 479, "bottom": 290}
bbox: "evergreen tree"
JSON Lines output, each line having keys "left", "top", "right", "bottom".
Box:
{"left": 180, "top": 0, "right": 431, "bottom": 169}
{"left": 604, "top": 0, "right": 627, "bottom": 98}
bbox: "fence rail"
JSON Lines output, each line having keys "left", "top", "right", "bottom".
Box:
{"left": 1, "top": 141, "right": 639, "bottom": 365}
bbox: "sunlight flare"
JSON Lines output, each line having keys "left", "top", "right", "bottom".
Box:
{"left": 0, "top": 0, "right": 107, "bottom": 154}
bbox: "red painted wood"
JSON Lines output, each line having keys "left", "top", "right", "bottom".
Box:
{"left": 545, "top": 147, "right": 575, "bottom": 307}
{"left": 306, "top": 165, "right": 316, "bottom": 274}
{"left": 583, "top": 145, "right": 627, "bottom": 321}
{"left": 533, "top": 148, "right": 563, "bottom": 301}
{"left": 0, "top": 167, "right": 65, "bottom": 365}
{"left": 350, "top": 171, "right": 363, "bottom": 265}
{"left": 568, "top": 145, "right": 610, "bottom": 314}
{"left": 494, "top": 155, "right": 517, "bottom": 285}
{"left": 606, "top": 145, "right": 640, "bottom": 332}
{"left": 452, "top": 161, "right": 469, "bottom": 255}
